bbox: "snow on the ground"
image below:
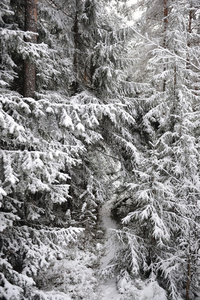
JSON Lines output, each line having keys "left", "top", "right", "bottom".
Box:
{"left": 100, "top": 199, "right": 118, "bottom": 231}
{"left": 32, "top": 289, "right": 72, "bottom": 300}
{"left": 98, "top": 199, "right": 169, "bottom": 300}
{"left": 98, "top": 198, "right": 122, "bottom": 300}
{"left": 37, "top": 246, "right": 99, "bottom": 300}
{"left": 98, "top": 278, "right": 122, "bottom": 300}
{"left": 35, "top": 192, "right": 169, "bottom": 300}
{"left": 100, "top": 198, "right": 118, "bottom": 268}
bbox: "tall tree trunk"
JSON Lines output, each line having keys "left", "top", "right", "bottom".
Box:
{"left": 187, "top": 8, "right": 193, "bottom": 48}
{"left": 186, "top": 254, "right": 191, "bottom": 300}
{"left": 24, "top": 0, "right": 37, "bottom": 98}
{"left": 186, "top": 6, "right": 198, "bottom": 96}
{"left": 163, "top": 0, "right": 168, "bottom": 41}
{"left": 73, "top": 1, "right": 79, "bottom": 94}
{"left": 163, "top": 0, "right": 168, "bottom": 92}
{"left": 0, "top": 154, "right": 5, "bottom": 184}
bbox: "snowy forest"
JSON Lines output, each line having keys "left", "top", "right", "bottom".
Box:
{"left": 0, "top": 0, "right": 200, "bottom": 299}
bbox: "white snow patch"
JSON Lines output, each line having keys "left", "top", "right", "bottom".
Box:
{"left": 98, "top": 278, "right": 122, "bottom": 300}
{"left": 0, "top": 187, "right": 7, "bottom": 201}
{"left": 98, "top": 198, "right": 122, "bottom": 300}
{"left": 140, "top": 281, "right": 167, "bottom": 300}
{"left": 76, "top": 122, "right": 85, "bottom": 132}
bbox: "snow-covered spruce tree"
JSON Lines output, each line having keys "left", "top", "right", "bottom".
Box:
{"left": 111, "top": 1, "right": 200, "bottom": 299}
{"left": 0, "top": 0, "right": 141, "bottom": 298}
{"left": 69, "top": 0, "right": 139, "bottom": 98}
{"left": 65, "top": 0, "right": 146, "bottom": 230}
{"left": 0, "top": 2, "right": 86, "bottom": 299}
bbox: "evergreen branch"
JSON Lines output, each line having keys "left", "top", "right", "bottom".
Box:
{"left": 131, "top": 26, "right": 200, "bottom": 72}
{"left": 161, "top": 168, "right": 181, "bottom": 184}
{"left": 95, "top": 148, "right": 121, "bottom": 162}
{"left": 43, "top": 0, "right": 73, "bottom": 20}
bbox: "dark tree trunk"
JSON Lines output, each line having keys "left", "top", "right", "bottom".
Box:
{"left": 186, "top": 254, "right": 191, "bottom": 300}
{"left": 71, "top": 0, "right": 84, "bottom": 94}
{"left": 163, "top": 0, "right": 168, "bottom": 48}
{"left": 163, "top": 0, "right": 168, "bottom": 92}
{"left": 187, "top": 9, "right": 193, "bottom": 47}
{"left": 73, "top": 3, "right": 79, "bottom": 94}
{"left": 24, "top": 0, "right": 37, "bottom": 98}
{"left": 0, "top": 155, "right": 5, "bottom": 183}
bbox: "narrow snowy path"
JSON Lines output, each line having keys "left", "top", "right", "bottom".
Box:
{"left": 97, "top": 199, "right": 122, "bottom": 300}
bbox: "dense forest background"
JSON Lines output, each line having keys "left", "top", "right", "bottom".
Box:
{"left": 0, "top": 0, "right": 200, "bottom": 299}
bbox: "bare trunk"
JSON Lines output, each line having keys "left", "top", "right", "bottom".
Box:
{"left": 186, "top": 255, "right": 191, "bottom": 300}
{"left": 187, "top": 10, "right": 192, "bottom": 47}
{"left": 163, "top": 0, "right": 168, "bottom": 46}
{"left": 24, "top": 0, "right": 37, "bottom": 98}
{"left": 163, "top": 0, "right": 168, "bottom": 92}
{"left": 187, "top": 8, "right": 192, "bottom": 68}
{"left": 73, "top": 2, "right": 79, "bottom": 94}
{"left": 186, "top": 7, "right": 198, "bottom": 96}
{"left": 0, "top": 154, "right": 5, "bottom": 183}
{"left": 174, "top": 64, "right": 177, "bottom": 97}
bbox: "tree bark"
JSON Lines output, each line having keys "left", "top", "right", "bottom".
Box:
{"left": 186, "top": 254, "right": 191, "bottom": 300}
{"left": 0, "top": 155, "right": 5, "bottom": 184}
{"left": 73, "top": 2, "right": 79, "bottom": 94}
{"left": 24, "top": 0, "right": 37, "bottom": 98}
{"left": 187, "top": 9, "right": 193, "bottom": 47}
{"left": 163, "top": 0, "right": 168, "bottom": 47}
{"left": 163, "top": 0, "right": 168, "bottom": 92}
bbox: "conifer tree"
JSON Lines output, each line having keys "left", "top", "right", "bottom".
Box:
{"left": 111, "top": 0, "right": 200, "bottom": 299}
{"left": 0, "top": 0, "right": 139, "bottom": 298}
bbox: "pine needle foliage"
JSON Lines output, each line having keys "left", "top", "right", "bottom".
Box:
{"left": 0, "top": 0, "right": 139, "bottom": 298}
{"left": 111, "top": 0, "right": 200, "bottom": 299}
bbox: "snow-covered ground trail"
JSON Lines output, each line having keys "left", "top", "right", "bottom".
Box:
{"left": 97, "top": 199, "right": 122, "bottom": 300}
{"left": 99, "top": 198, "right": 118, "bottom": 269}
{"left": 35, "top": 196, "right": 169, "bottom": 300}
{"left": 97, "top": 199, "right": 170, "bottom": 300}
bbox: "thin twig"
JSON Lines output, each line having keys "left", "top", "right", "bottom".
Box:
{"left": 131, "top": 26, "right": 200, "bottom": 72}
{"left": 43, "top": 0, "right": 73, "bottom": 20}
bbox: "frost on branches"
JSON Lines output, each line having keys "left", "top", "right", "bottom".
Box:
{"left": 1, "top": 0, "right": 200, "bottom": 299}
{"left": 110, "top": 0, "right": 200, "bottom": 299}
{"left": 0, "top": 84, "right": 136, "bottom": 298}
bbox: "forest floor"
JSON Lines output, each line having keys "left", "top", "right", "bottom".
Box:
{"left": 36, "top": 197, "right": 123, "bottom": 300}
{"left": 36, "top": 197, "right": 168, "bottom": 300}
{"left": 97, "top": 198, "right": 122, "bottom": 300}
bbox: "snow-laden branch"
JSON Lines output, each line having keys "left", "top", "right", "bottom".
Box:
{"left": 131, "top": 26, "right": 200, "bottom": 72}
{"left": 43, "top": 0, "right": 73, "bottom": 20}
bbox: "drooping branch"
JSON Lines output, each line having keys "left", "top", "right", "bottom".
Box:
{"left": 43, "top": 0, "right": 73, "bottom": 19}
{"left": 131, "top": 26, "right": 200, "bottom": 72}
